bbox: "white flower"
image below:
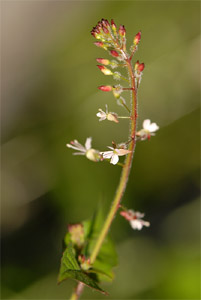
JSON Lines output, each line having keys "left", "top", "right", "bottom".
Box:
{"left": 96, "top": 105, "right": 119, "bottom": 123}
{"left": 66, "top": 137, "right": 101, "bottom": 162}
{"left": 101, "top": 146, "right": 131, "bottom": 165}
{"left": 136, "top": 119, "right": 159, "bottom": 140}
{"left": 120, "top": 209, "right": 150, "bottom": 230}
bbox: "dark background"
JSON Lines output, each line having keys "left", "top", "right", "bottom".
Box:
{"left": 1, "top": 1, "right": 200, "bottom": 299}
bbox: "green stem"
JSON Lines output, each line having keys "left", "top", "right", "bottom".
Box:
{"left": 118, "top": 116, "right": 131, "bottom": 119}
{"left": 90, "top": 57, "right": 137, "bottom": 263}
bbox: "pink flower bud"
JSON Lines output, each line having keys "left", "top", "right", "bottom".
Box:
{"left": 96, "top": 58, "right": 110, "bottom": 65}
{"left": 98, "top": 85, "right": 113, "bottom": 92}
{"left": 110, "top": 50, "right": 119, "bottom": 57}
{"left": 119, "top": 25, "right": 126, "bottom": 37}
{"left": 134, "top": 31, "right": 141, "bottom": 45}
{"left": 97, "top": 65, "right": 113, "bottom": 75}
{"left": 102, "top": 26, "right": 109, "bottom": 34}
{"left": 94, "top": 42, "right": 107, "bottom": 50}
{"left": 120, "top": 210, "right": 132, "bottom": 221}
{"left": 94, "top": 41, "right": 104, "bottom": 47}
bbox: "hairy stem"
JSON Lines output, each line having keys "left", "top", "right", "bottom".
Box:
{"left": 70, "top": 56, "right": 137, "bottom": 300}
{"left": 90, "top": 57, "right": 137, "bottom": 263}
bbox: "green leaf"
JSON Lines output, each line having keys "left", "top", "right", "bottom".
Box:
{"left": 83, "top": 208, "right": 118, "bottom": 282}
{"left": 58, "top": 243, "right": 107, "bottom": 295}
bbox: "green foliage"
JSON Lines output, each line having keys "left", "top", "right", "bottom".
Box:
{"left": 83, "top": 209, "right": 118, "bottom": 281}
{"left": 58, "top": 243, "right": 106, "bottom": 294}
{"left": 58, "top": 208, "right": 118, "bottom": 294}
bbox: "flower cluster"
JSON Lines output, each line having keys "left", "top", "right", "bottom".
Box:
{"left": 120, "top": 209, "right": 150, "bottom": 230}
{"left": 96, "top": 104, "right": 119, "bottom": 123}
{"left": 67, "top": 19, "right": 159, "bottom": 166}
{"left": 137, "top": 119, "right": 159, "bottom": 140}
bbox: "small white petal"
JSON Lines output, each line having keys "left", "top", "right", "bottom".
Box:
{"left": 100, "top": 117, "right": 107, "bottom": 122}
{"left": 73, "top": 140, "right": 86, "bottom": 151}
{"left": 66, "top": 143, "right": 86, "bottom": 152}
{"left": 130, "top": 220, "right": 143, "bottom": 230}
{"left": 143, "top": 119, "right": 151, "bottom": 130}
{"left": 85, "top": 137, "right": 92, "bottom": 150}
{"left": 101, "top": 151, "right": 113, "bottom": 159}
{"left": 72, "top": 152, "right": 85, "bottom": 156}
{"left": 135, "top": 211, "right": 145, "bottom": 218}
{"left": 116, "top": 149, "right": 131, "bottom": 156}
{"left": 110, "top": 154, "right": 119, "bottom": 165}
{"left": 148, "top": 123, "right": 159, "bottom": 132}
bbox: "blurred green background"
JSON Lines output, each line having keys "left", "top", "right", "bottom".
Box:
{"left": 1, "top": 1, "right": 200, "bottom": 299}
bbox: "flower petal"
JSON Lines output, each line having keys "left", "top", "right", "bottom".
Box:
{"left": 116, "top": 149, "right": 131, "bottom": 156}
{"left": 110, "top": 153, "right": 119, "bottom": 165}
{"left": 101, "top": 151, "right": 113, "bottom": 159}
{"left": 148, "top": 123, "right": 159, "bottom": 132}
{"left": 66, "top": 143, "right": 86, "bottom": 152}
{"left": 130, "top": 220, "right": 143, "bottom": 230}
{"left": 143, "top": 119, "right": 151, "bottom": 130}
{"left": 72, "top": 140, "right": 86, "bottom": 151}
{"left": 85, "top": 137, "right": 92, "bottom": 150}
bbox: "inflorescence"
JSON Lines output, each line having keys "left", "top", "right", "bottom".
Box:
{"left": 66, "top": 18, "right": 159, "bottom": 229}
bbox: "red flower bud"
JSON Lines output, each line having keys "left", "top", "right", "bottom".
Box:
{"left": 138, "top": 63, "right": 145, "bottom": 72}
{"left": 101, "top": 18, "right": 110, "bottom": 28}
{"left": 119, "top": 25, "right": 126, "bottom": 37}
{"left": 134, "top": 31, "right": 141, "bottom": 45}
{"left": 110, "top": 50, "right": 119, "bottom": 57}
{"left": 98, "top": 85, "right": 113, "bottom": 92}
{"left": 96, "top": 58, "right": 110, "bottom": 65}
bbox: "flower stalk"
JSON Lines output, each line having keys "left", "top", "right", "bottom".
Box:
{"left": 65, "top": 18, "right": 159, "bottom": 300}
{"left": 90, "top": 57, "right": 137, "bottom": 264}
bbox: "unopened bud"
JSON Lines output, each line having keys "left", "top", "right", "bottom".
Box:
{"left": 102, "top": 26, "right": 109, "bottom": 34}
{"left": 134, "top": 31, "right": 141, "bottom": 45}
{"left": 98, "top": 85, "right": 113, "bottom": 92}
{"left": 94, "top": 41, "right": 107, "bottom": 50}
{"left": 110, "top": 50, "right": 119, "bottom": 57}
{"left": 68, "top": 223, "right": 84, "bottom": 247}
{"left": 97, "top": 65, "right": 113, "bottom": 75}
{"left": 101, "top": 18, "right": 110, "bottom": 29}
{"left": 119, "top": 25, "right": 126, "bottom": 37}
{"left": 96, "top": 58, "right": 110, "bottom": 65}
{"left": 138, "top": 63, "right": 145, "bottom": 72}
{"left": 111, "top": 19, "right": 117, "bottom": 32}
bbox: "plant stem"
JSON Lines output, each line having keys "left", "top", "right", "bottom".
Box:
{"left": 90, "top": 57, "right": 137, "bottom": 263}
{"left": 70, "top": 282, "right": 84, "bottom": 300}
{"left": 70, "top": 50, "right": 137, "bottom": 300}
